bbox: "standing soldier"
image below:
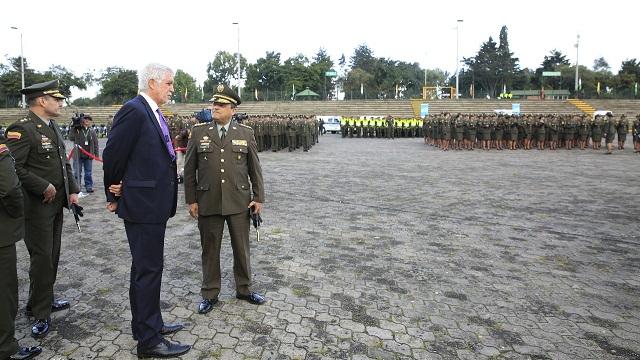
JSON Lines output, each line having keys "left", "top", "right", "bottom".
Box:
{"left": 254, "top": 119, "right": 264, "bottom": 152}
{"left": 386, "top": 115, "right": 394, "bottom": 139}
{"left": 591, "top": 116, "right": 603, "bottom": 150}
{"left": 184, "top": 85, "right": 266, "bottom": 314}
{"left": 633, "top": 115, "right": 640, "bottom": 153}
{"left": 604, "top": 114, "right": 616, "bottom": 154}
{"left": 286, "top": 118, "right": 297, "bottom": 152}
{"left": 617, "top": 115, "right": 628, "bottom": 150}
{"left": 5, "top": 80, "right": 80, "bottom": 338}
{"left": 0, "top": 135, "right": 43, "bottom": 360}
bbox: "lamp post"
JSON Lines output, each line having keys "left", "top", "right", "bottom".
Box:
{"left": 574, "top": 34, "right": 580, "bottom": 93}
{"left": 455, "top": 19, "right": 463, "bottom": 99}
{"left": 10, "top": 26, "right": 25, "bottom": 108}
{"left": 232, "top": 22, "right": 241, "bottom": 99}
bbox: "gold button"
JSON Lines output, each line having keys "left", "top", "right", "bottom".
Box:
{"left": 237, "top": 155, "right": 241, "bottom": 160}
{"left": 221, "top": 149, "right": 225, "bottom": 153}
{"left": 221, "top": 159, "right": 224, "bottom": 163}
{"left": 221, "top": 179, "right": 225, "bottom": 184}
{"left": 221, "top": 169, "right": 225, "bottom": 173}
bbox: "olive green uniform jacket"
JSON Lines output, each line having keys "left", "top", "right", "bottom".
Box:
{"left": 0, "top": 140, "right": 24, "bottom": 359}
{"left": 5, "top": 112, "right": 79, "bottom": 217}
{"left": 184, "top": 122, "right": 265, "bottom": 215}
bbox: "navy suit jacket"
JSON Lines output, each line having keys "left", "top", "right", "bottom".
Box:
{"left": 103, "top": 95, "right": 177, "bottom": 223}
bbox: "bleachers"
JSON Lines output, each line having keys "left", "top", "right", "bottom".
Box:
{"left": 410, "top": 99, "right": 579, "bottom": 115}
{"left": 583, "top": 99, "right": 640, "bottom": 117}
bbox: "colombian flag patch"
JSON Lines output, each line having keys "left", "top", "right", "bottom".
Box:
{"left": 0, "top": 144, "right": 7, "bottom": 153}
{"left": 6, "top": 131, "right": 21, "bottom": 140}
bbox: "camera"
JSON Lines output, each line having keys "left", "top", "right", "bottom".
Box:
{"left": 232, "top": 112, "right": 249, "bottom": 123}
{"left": 71, "top": 112, "right": 84, "bottom": 128}
{"left": 194, "top": 109, "right": 212, "bottom": 123}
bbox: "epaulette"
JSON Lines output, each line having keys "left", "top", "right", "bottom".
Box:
{"left": 20, "top": 117, "right": 29, "bottom": 123}
{"left": 193, "top": 122, "right": 207, "bottom": 127}
{"left": 238, "top": 123, "right": 253, "bottom": 130}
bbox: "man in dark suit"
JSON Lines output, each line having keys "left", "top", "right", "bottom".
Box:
{"left": 184, "top": 84, "right": 266, "bottom": 315}
{"left": 0, "top": 135, "right": 42, "bottom": 360}
{"left": 5, "top": 80, "right": 80, "bottom": 339}
{"left": 102, "top": 63, "right": 190, "bottom": 359}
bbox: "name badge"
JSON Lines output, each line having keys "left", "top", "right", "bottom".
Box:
{"left": 232, "top": 139, "right": 247, "bottom": 146}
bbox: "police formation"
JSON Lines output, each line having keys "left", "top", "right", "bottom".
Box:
{"left": 340, "top": 116, "right": 424, "bottom": 139}
{"left": 424, "top": 112, "right": 640, "bottom": 154}
{"left": 244, "top": 115, "right": 319, "bottom": 152}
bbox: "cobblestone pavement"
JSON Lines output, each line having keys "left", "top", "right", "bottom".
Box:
{"left": 12, "top": 135, "right": 640, "bottom": 359}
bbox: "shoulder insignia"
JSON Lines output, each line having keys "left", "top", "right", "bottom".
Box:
{"left": 0, "top": 144, "right": 7, "bottom": 153}
{"left": 238, "top": 123, "right": 251, "bottom": 128}
{"left": 6, "top": 131, "right": 22, "bottom": 140}
{"left": 20, "top": 117, "right": 29, "bottom": 122}
{"left": 193, "top": 122, "right": 207, "bottom": 127}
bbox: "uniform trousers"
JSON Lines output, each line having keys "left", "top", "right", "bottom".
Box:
{"left": 124, "top": 221, "right": 165, "bottom": 349}
{"left": 0, "top": 244, "right": 19, "bottom": 359}
{"left": 198, "top": 212, "right": 251, "bottom": 299}
{"left": 24, "top": 209, "right": 63, "bottom": 319}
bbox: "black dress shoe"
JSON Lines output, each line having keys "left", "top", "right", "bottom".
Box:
{"left": 8, "top": 346, "right": 42, "bottom": 360}
{"left": 197, "top": 298, "right": 218, "bottom": 314}
{"left": 236, "top": 292, "right": 266, "bottom": 305}
{"left": 160, "top": 323, "right": 184, "bottom": 335}
{"left": 31, "top": 318, "right": 50, "bottom": 338}
{"left": 137, "top": 339, "right": 190, "bottom": 359}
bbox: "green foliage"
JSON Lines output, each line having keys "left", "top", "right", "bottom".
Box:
{"left": 203, "top": 51, "right": 247, "bottom": 100}
{"left": 0, "top": 57, "right": 86, "bottom": 107}
{"left": 173, "top": 69, "right": 201, "bottom": 103}
{"left": 97, "top": 67, "right": 138, "bottom": 105}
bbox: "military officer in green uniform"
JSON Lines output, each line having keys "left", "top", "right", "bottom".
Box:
{"left": 0, "top": 136, "right": 43, "bottom": 360}
{"left": 184, "top": 84, "right": 266, "bottom": 314}
{"left": 5, "top": 80, "right": 80, "bottom": 339}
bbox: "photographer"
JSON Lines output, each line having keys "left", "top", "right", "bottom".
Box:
{"left": 68, "top": 114, "right": 99, "bottom": 193}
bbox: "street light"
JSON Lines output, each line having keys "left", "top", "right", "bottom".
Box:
{"left": 232, "top": 22, "right": 241, "bottom": 99}
{"left": 455, "top": 19, "right": 463, "bottom": 99}
{"left": 10, "top": 26, "right": 25, "bottom": 108}
{"left": 574, "top": 34, "right": 580, "bottom": 93}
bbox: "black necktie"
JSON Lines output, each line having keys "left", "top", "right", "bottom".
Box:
{"left": 221, "top": 127, "right": 226, "bottom": 141}
{"left": 49, "top": 120, "right": 56, "bottom": 131}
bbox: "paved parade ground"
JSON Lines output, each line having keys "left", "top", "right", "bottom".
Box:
{"left": 13, "top": 135, "right": 640, "bottom": 359}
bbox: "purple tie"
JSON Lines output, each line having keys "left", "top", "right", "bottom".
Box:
{"left": 156, "top": 109, "right": 176, "bottom": 160}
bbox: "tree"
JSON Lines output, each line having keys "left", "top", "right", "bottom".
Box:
{"left": 97, "top": 67, "right": 138, "bottom": 105}
{"left": 203, "top": 51, "right": 247, "bottom": 100}
{"left": 350, "top": 44, "right": 376, "bottom": 73}
{"left": 173, "top": 69, "right": 200, "bottom": 103}
{"left": 311, "top": 48, "right": 334, "bottom": 99}
{"left": 344, "top": 68, "right": 374, "bottom": 99}
{"left": 464, "top": 36, "right": 500, "bottom": 97}
{"left": 244, "top": 51, "right": 284, "bottom": 100}
{"left": 535, "top": 50, "right": 571, "bottom": 89}
{"left": 43, "top": 65, "right": 87, "bottom": 98}
{"left": 496, "top": 26, "right": 520, "bottom": 92}
{"left": 593, "top": 57, "right": 610, "bottom": 72}
{"left": 615, "top": 58, "right": 639, "bottom": 97}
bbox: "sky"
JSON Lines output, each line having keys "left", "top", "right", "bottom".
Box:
{"left": 1, "top": 0, "right": 637, "bottom": 99}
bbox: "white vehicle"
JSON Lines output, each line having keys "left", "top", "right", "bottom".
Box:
{"left": 318, "top": 116, "right": 341, "bottom": 134}
{"left": 593, "top": 110, "right": 613, "bottom": 119}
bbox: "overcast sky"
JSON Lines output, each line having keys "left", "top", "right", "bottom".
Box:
{"left": 1, "top": 0, "right": 637, "bottom": 99}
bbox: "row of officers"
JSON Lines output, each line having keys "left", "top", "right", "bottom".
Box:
{"left": 423, "top": 113, "right": 640, "bottom": 153}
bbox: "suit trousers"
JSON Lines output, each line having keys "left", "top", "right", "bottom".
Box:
{"left": 0, "top": 244, "right": 19, "bottom": 359}
{"left": 198, "top": 212, "right": 251, "bottom": 299}
{"left": 124, "top": 221, "right": 165, "bottom": 349}
{"left": 24, "top": 209, "right": 63, "bottom": 319}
